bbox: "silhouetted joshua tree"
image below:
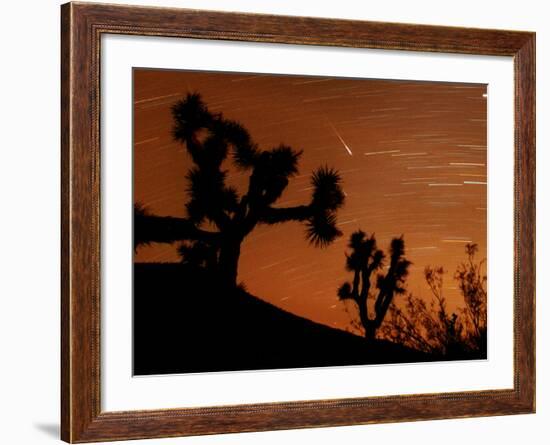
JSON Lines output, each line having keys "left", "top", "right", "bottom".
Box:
{"left": 134, "top": 93, "right": 345, "bottom": 288}
{"left": 338, "top": 231, "right": 411, "bottom": 340}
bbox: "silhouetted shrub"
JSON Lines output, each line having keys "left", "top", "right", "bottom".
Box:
{"left": 380, "top": 243, "right": 487, "bottom": 357}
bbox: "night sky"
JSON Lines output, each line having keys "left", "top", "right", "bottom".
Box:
{"left": 133, "top": 68, "right": 487, "bottom": 334}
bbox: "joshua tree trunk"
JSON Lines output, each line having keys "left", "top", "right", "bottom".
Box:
{"left": 358, "top": 300, "right": 372, "bottom": 340}
{"left": 364, "top": 321, "right": 377, "bottom": 341}
{"left": 218, "top": 236, "right": 242, "bottom": 289}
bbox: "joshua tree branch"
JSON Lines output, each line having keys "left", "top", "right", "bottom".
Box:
{"left": 258, "top": 205, "right": 313, "bottom": 224}
{"left": 134, "top": 213, "right": 221, "bottom": 249}
{"left": 209, "top": 209, "right": 232, "bottom": 232}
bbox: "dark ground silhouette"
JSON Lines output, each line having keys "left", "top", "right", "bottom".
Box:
{"left": 133, "top": 262, "right": 436, "bottom": 375}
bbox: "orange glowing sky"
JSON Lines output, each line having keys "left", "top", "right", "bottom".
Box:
{"left": 133, "top": 68, "right": 487, "bottom": 334}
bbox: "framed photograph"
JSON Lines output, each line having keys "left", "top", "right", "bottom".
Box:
{"left": 61, "top": 2, "right": 535, "bottom": 442}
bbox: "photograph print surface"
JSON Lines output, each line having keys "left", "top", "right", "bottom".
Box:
{"left": 133, "top": 68, "right": 487, "bottom": 375}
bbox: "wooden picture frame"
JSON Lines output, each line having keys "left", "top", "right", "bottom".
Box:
{"left": 61, "top": 2, "right": 535, "bottom": 442}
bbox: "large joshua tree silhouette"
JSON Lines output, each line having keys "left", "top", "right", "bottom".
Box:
{"left": 135, "top": 93, "right": 345, "bottom": 288}
{"left": 338, "top": 231, "right": 411, "bottom": 340}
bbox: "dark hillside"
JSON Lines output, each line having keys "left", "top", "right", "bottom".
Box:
{"left": 134, "top": 263, "right": 432, "bottom": 375}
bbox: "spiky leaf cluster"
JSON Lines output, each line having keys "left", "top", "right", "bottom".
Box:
{"left": 304, "top": 166, "right": 346, "bottom": 247}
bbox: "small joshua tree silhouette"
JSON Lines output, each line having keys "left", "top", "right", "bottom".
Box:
{"left": 338, "top": 230, "right": 411, "bottom": 340}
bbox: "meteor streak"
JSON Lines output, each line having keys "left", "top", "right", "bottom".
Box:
{"left": 328, "top": 122, "right": 353, "bottom": 156}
